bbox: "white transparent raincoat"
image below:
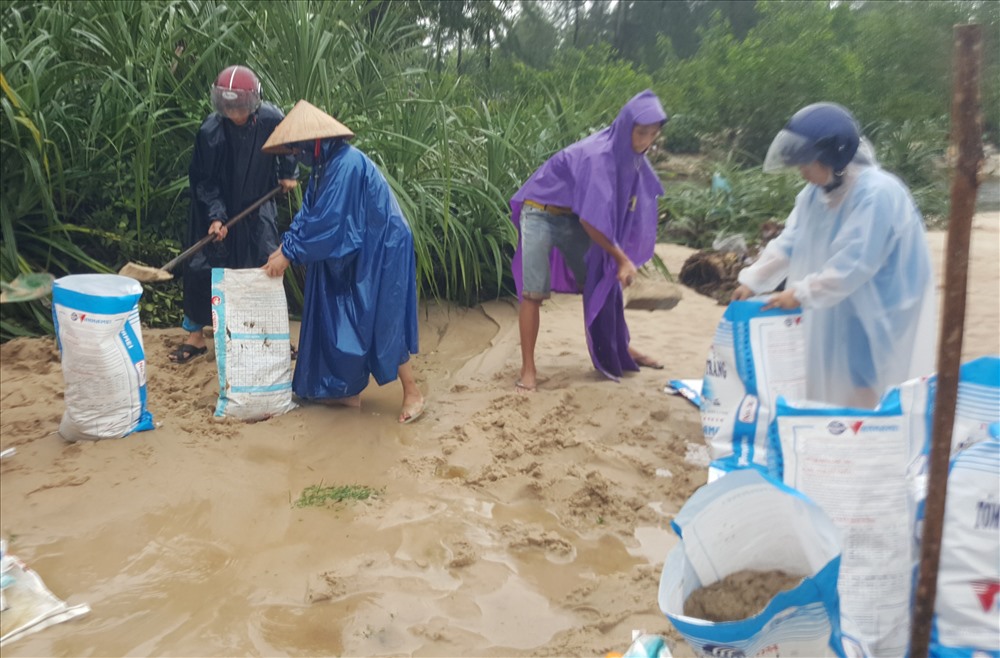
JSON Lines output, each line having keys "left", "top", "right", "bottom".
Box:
{"left": 738, "top": 148, "right": 938, "bottom": 407}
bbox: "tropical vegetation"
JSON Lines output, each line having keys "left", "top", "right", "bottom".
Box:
{"left": 2, "top": 0, "right": 997, "bottom": 338}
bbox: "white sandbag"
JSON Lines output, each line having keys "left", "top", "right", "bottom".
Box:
{"left": 701, "top": 299, "right": 806, "bottom": 475}
{"left": 770, "top": 392, "right": 913, "bottom": 657}
{"left": 899, "top": 355, "right": 1000, "bottom": 457}
{"left": 0, "top": 547, "right": 90, "bottom": 647}
{"left": 52, "top": 274, "right": 154, "bottom": 441}
{"left": 658, "top": 469, "right": 867, "bottom": 658}
{"left": 211, "top": 268, "right": 296, "bottom": 421}
{"left": 930, "top": 435, "right": 1000, "bottom": 657}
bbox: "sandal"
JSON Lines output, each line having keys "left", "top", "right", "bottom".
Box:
{"left": 168, "top": 343, "right": 207, "bottom": 364}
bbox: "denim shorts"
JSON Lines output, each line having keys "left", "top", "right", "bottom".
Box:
{"left": 520, "top": 206, "right": 590, "bottom": 299}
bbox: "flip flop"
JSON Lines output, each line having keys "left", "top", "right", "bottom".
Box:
{"left": 399, "top": 400, "right": 425, "bottom": 424}
{"left": 169, "top": 343, "right": 207, "bottom": 364}
{"left": 515, "top": 381, "right": 536, "bottom": 392}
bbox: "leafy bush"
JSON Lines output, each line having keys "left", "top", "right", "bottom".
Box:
{"left": 664, "top": 114, "right": 702, "bottom": 154}
{"left": 660, "top": 163, "right": 801, "bottom": 249}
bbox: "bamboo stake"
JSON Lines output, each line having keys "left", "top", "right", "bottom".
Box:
{"left": 908, "top": 23, "right": 983, "bottom": 658}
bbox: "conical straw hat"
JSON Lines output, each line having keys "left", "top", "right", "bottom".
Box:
{"left": 262, "top": 99, "right": 354, "bottom": 154}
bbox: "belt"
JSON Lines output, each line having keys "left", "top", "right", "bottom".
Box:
{"left": 524, "top": 199, "right": 574, "bottom": 216}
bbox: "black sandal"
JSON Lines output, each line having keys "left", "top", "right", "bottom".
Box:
{"left": 169, "top": 343, "right": 207, "bottom": 364}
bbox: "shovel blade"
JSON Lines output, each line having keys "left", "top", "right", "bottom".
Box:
{"left": 118, "top": 262, "right": 173, "bottom": 282}
{"left": 0, "top": 272, "right": 55, "bottom": 303}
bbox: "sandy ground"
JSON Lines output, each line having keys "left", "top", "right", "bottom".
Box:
{"left": 1, "top": 210, "right": 997, "bottom": 657}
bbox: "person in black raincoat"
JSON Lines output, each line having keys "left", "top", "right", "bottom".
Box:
{"left": 260, "top": 100, "right": 425, "bottom": 424}
{"left": 169, "top": 65, "right": 298, "bottom": 364}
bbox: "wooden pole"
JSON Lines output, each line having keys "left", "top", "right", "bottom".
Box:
{"left": 908, "top": 23, "right": 983, "bottom": 658}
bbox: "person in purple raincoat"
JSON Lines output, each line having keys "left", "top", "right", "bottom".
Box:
{"left": 511, "top": 90, "right": 668, "bottom": 392}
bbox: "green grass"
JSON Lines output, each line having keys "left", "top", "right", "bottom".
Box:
{"left": 0, "top": 0, "right": 964, "bottom": 339}
{"left": 293, "top": 483, "right": 382, "bottom": 508}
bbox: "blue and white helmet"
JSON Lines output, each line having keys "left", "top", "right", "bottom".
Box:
{"left": 763, "top": 102, "right": 861, "bottom": 173}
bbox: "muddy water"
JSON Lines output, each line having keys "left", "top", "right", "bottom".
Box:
{"left": 1, "top": 300, "right": 703, "bottom": 656}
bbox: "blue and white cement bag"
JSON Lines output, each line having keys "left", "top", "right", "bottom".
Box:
{"left": 701, "top": 300, "right": 806, "bottom": 475}
{"left": 769, "top": 392, "right": 913, "bottom": 657}
{"left": 658, "top": 469, "right": 866, "bottom": 658}
{"left": 211, "top": 268, "right": 296, "bottom": 421}
{"left": 52, "top": 274, "right": 154, "bottom": 441}
{"left": 899, "top": 356, "right": 1000, "bottom": 457}
{"left": 930, "top": 435, "right": 1000, "bottom": 658}
{"left": 900, "top": 357, "right": 1000, "bottom": 657}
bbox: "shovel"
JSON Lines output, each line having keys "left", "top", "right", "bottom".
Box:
{"left": 0, "top": 272, "right": 56, "bottom": 303}
{"left": 119, "top": 186, "right": 283, "bottom": 283}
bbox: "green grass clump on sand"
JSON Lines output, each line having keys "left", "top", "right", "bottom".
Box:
{"left": 293, "top": 483, "right": 382, "bottom": 508}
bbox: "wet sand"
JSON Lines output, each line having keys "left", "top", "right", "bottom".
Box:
{"left": 1, "top": 211, "right": 997, "bottom": 656}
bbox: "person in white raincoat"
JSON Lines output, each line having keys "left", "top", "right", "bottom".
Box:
{"left": 733, "top": 102, "right": 937, "bottom": 408}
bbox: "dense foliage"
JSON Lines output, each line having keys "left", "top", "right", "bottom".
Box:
{"left": 2, "top": 0, "right": 997, "bottom": 338}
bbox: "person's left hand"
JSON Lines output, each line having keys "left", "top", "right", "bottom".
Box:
{"left": 762, "top": 289, "right": 800, "bottom": 311}
{"left": 262, "top": 246, "right": 290, "bottom": 278}
{"left": 279, "top": 178, "right": 298, "bottom": 193}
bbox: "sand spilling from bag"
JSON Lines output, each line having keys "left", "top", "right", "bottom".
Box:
{"left": 684, "top": 569, "right": 805, "bottom": 622}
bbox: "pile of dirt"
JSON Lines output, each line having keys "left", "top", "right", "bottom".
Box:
{"left": 684, "top": 569, "right": 805, "bottom": 622}
{"left": 678, "top": 250, "right": 746, "bottom": 304}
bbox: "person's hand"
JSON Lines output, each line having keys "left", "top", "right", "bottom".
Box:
{"left": 279, "top": 178, "right": 298, "bottom": 193}
{"left": 262, "top": 246, "right": 290, "bottom": 278}
{"left": 617, "top": 257, "right": 638, "bottom": 288}
{"left": 208, "top": 220, "right": 227, "bottom": 242}
{"left": 762, "top": 288, "right": 800, "bottom": 311}
{"left": 731, "top": 284, "right": 754, "bottom": 301}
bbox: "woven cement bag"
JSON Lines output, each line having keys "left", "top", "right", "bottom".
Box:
{"left": 931, "top": 435, "right": 1000, "bottom": 657}
{"left": 770, "top": 392, "right": 914, "bottom": 657}
{"left": 701, "top": 299, "right": 807, "bottom": 476}
{"left": 211, "top": 268, "right": 296, "bottom": 421}
{"left": 658, "top": 469, "right": 868, "bottom": 658}
{"left": 52, "top": 274, "right": 154, "bottom": 441}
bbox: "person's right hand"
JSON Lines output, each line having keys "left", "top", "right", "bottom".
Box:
{"left": 262, "top": 246, "right": 290, "bottom": 278}
{"left": 617, "top": 258, "right": 639, "bottom": 288}
{"left": 208, "top": 220, "right": 227, "bottom": 242}
{"left": 731, "top": 284, "right": 754, "bottom": 301}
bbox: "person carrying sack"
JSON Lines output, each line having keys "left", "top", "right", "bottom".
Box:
{"left": 260, "top": 100, "right": 425, "bottom": 424}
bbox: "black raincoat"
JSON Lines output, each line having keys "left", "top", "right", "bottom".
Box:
{"left": 182, "top": 102, "right": 297, "bottom": 327}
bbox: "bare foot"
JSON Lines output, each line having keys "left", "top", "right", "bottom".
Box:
{"left": 398, "top": 393, "right": 425, "bottom": 424}
{"left": 628, "top": 347, "right": 664, "bottom": 370}
{"left": 319, "top": 395, "right": 361, "bottom": 408}
{"left": 517, "top": 369, "right": 538, "bottom": 393}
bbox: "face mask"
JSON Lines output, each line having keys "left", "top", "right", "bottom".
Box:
{"left": 293, "top": 141, "right": 316, "bottom": 167}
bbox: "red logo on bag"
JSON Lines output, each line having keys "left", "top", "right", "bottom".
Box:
{"left": 850, "top": 421, "right": 864, "bottom": 434}
{"left": 211, "top": 296, "right": 221, "bottom": 305}
{"left": 971, "top": 580, "right": 1000, "bottom": 612}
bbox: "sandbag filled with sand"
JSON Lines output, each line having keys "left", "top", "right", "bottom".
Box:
{"left": 658, "top": 469, "right": 869, "bottom": 657}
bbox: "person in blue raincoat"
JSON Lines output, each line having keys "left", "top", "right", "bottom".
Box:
{"left": 732, "top": 102, "right": 937, "bottom": 407}
{"left": 171, "top": 65, "right": 298, "bottom": 364}
{"left": 260, "top": 100, "right": 424, "bottom": 424}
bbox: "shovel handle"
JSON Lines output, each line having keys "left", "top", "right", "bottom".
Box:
{"left": 161, "top": 185, "right": 283, "bottom": 274}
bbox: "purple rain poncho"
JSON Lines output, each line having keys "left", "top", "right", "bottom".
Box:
{"left": 279, "top": 140, "right": 419, "bottom": 400}
{"left": 510, "top": 90, "right": 667, "bottom": 379}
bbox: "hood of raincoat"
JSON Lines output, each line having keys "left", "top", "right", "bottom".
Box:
{"left": 509, "top": 89, "right": 668, "bottom": 379}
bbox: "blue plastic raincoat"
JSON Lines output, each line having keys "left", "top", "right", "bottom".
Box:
{"left": 738, "top": 157, "right": 937, "bottom": 406}
{"left": 280, "top": 140, "right": 419, "bottom": 400}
